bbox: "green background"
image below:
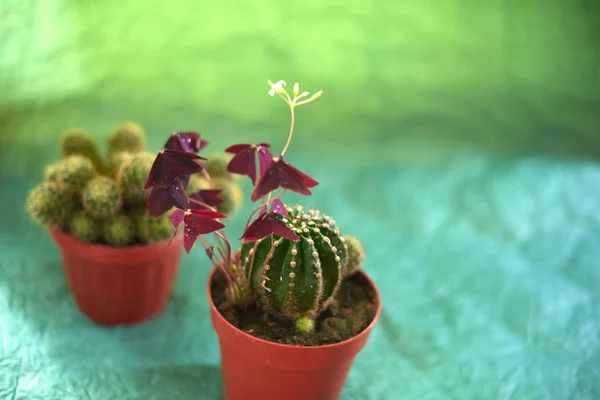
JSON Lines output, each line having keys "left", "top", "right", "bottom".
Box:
{"left": 1, "top": 1, "right": 600, "bottom": 399}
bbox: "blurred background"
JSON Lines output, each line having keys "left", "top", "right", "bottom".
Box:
{"left": 1, "top": 1, "right": 600, "bottom": 399}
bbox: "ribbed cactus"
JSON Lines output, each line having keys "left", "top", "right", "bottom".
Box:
{"left": 116, "top": 152, "right": 155, "bottom": 204}
{"left": 52, "top": 155, "right": 97, "bottom": 192}
{"left": 107, "top": 122, "right": 146, "bottom": 156}
{"left": 134, "top": 208, "right": 173, "bottom": 243}
{"left": 343, "top": 236, "right": 365, "bottom": 274}
{"left": 82, "top": 177, "right": 123, "bottom": 218}
{"left": 104, "top": 214, "right": 136, "bottom": 246}
{"left": 61, "top": 129, "right": 103, "bottom": 171}
{"left": 25, "top": 181, "right": 72, "bottom": 228}
{"left": 69, "top": 211, "right": 102, "bottom": 242}
{"left": 240, "top": 205, "right": 348, "bottom": 321}
{"left": 204, "top": 153, "right": 238, "bottom": 181}
{"left": 225, "top": 260, "right": 251, "bottom": 308}
{"left": 212, "top": 178, "right": 243, "bottom": 215}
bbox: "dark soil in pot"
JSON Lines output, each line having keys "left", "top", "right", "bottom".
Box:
{"left": 211, "top": 272, "right": 378, "bottom": 346}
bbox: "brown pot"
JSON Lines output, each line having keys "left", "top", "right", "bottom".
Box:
{"left": 49, "top": 227, "right": 183, "bottom": 326}
{"left": 207, "top": 266, "right": 381, "bottom": 400}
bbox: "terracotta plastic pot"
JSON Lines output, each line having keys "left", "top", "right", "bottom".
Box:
{"left": 49, "top": 227, "right": 183, "bottom": 326}
{"left": 208, "top": 266, "right": 381, "bottom": 400}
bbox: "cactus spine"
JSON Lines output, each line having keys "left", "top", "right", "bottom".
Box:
{"left": 240, "top": 205, "right": 347, "bottom": 321}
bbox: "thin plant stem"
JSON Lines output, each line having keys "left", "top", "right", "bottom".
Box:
{"left": 280, "top": 105, "right": 295, "bottom": 157}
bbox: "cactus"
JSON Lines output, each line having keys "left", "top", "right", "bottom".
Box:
{"left": 185, "top": 174, "right": 211, "bottom": 196}
{"left": 82, "top": 176, "right": 123, "bottom": 218}
{"left": 134, "top": 208, "right": 173, "bottom": 243}
{"left": 25, "top": 181, "right": 72, "bottom": 228}
{"left": 212, "top": 178, "right": 243, "bottom": 215}
{"left": 69, "top": 211, "right": 102, "bottom": 242}
{"left": 61, "top": 129, "right": 103, "bottom": 170}
{"left": 204, "top": 153, "right": 238, "bottom": 181}
{"left": 104, "top": 214, "right": 136, "bottom": 246}
{"left": 240, "top": 205, "right": 347, "bottom": 321}
{"left": 107, "top": 122, "right": 146, "bottom": 156}
{"left": 296, "top": 316, "right": 315, "bottom": 333}
{"left": 52, "top": 155, "right": 97, "bottom": 192}
{"left": 225, "top": 260, "right": 252, "bottom": 308}
{"left": 116, "top": 152, "right": 155, "bottom": 204}
{"left": 44, "top": 162, "right": 60, "bottom": 181}
{"left": 343, "top": 236, "right": 365, "bottom": 274}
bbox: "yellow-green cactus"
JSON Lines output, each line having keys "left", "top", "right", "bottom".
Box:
{"left": 116, "top": 152, "right": 155, "bottom": 204}
{"left": 134, "top": 208, "right": 173, "bottom": 243}
{"left": 185, "top": 174, "right": 211, "bottom": 196}
{"left": 343, "top": 235, "right": 365, "bottom": 274}
{"left": 104, "top": 214, "right": 136, "bottom": 246}
{"left": 60, "top": 129, "right": 103, "bottom": 171}
{"left": 69, "top": 211, "right": 102, "bottom": 242}
{"left": 107, "top": 122, "right": 146, "bottom": 156}
{"left": 204, "top": 153, "right": 239, "bottom": 182}
{"left": 25, "top": 181, "right": 72, "bottom": 228}
{"left": 52, "top": 155, "right": 97, "bottom": 192}
{"left": 82, "top": 177, "right": 123, "bottom": 218}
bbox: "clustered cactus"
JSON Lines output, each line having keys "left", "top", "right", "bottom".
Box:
{"left": 143, "top": 80, "right": 368, "bottom": 334}
{"left": 26, "top": 122, "right": 244, "bottom": 246}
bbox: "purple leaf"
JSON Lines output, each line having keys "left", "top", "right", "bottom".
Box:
{"left": 167, "top": 209, "right": 186, "bottom": 245}
{"left": 250, "top": 157, "right": 319, "bottom": 201}
{"left": 144, "top": 149, "right": 205, "bottom": 190}
{"left": 270, "top": 198, "right": 288, "bottom": 216}
{"left": 225, "top": 143, "right": 272, "bottom": 185}
{"left": 241, "top": 212, "right": 300, "bottom": 243}
{"left": 147, "top": 187, "right": 174, "bottom": 217}
{"left": 164, "top": 132, "right": 209, "bottom": 153}
{"left": 183, "top": 210, "right": 226, "bottom": 254}
{"left": 189, "top": 189, "right": 224, "bottom": 210}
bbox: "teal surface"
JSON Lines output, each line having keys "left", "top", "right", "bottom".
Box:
{"left": 1, "top": 0, "right": 600, "bottom": 399}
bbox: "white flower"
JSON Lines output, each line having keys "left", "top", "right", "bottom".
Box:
{"left": 268, "top": 80, "right": 286, "bottom": 96}
{"left": 293, "top": 82, "right": 299, "bottom": 97}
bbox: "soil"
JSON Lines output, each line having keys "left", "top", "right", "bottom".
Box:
{"left": 211, "top": 271, "right": 379, "bottom": 346}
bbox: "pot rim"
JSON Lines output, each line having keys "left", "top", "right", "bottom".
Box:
{"left": 207, "top": 263, "right": 382, "bottom": 350}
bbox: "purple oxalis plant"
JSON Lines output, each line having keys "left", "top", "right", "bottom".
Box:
{"left": 144, "top": 80, "right": 324, "bottom": 306}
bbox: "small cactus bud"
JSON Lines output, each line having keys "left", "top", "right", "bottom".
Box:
{"left": 185, "top": 174, "right": 211, "bottom": 196}
{"left": 53, "top": 155, "right": 97, "bottom": 192}
{"left": 343, "top": 236, "right": 365, "bottom": 274}
{"left": 82, "top": 177, "right": 123, "bottom": 218}
{"left": 104, "top": 214, "right": 135, "bottom": 246}
{"left": 296, "top": 316, "right": 315, "bottom": 333}
{"left": 134, "top": 208, "right": 173, "bottom": 243}
{"left": 25, "top": 181, "right": 72, "bottom": 228}
{"left": 212, "top": 178, "right": 243, "bottom": 216}
{"left": 116, "top": 152, "right": 155, "bottom": 204}
{"left": 61, "top": 129, "right": 103, "bottom": 170}
{"left": 204, "top": 153, "right": 239, "bottom": 181}
{"left": 69, "top": 211, "right": 102, "bottom": 242}
{"left": 225, "top": 262, "right": 252, "bottom": 309}
{"left": 107, "top": 122, "right": 146, "bottom": 156}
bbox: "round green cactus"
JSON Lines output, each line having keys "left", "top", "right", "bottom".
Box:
{"left": 116, "top": 152, "right": 155, "bottom": 204}
{"left": 52, "top": 155, "right": 97, "bottom": 192}
{"left": 240, "top": 205, "right": 348, "bottom": 322}
{"left": 204, "top": 153, "right": 238, "bottom": 181}
{"left": 185, "top": 174, "right": 210, "bottom": 196}
{"left": 212, "top": 178, "right": 243, "bottom": 215}
{"left": 107, "top": 122, "right": 146, "bottom": 156}
{"left": 82, "top": 177, "right": 123, "bottom": 218}
{"left": 69, "top": 211, "right": 102, "bottom": 242}
{"left": 134, "top": 208, "right": 173, "bottom": 243}
{"left": 296, "top": 316, "right": 315, "bottom": 333}
{"left": 343, "top": 235, "right": 365, "bottom": 274}
{"left": 25, "top": 181, "right": 72, "bottom": 228}
{"left": 104, "top": 214, "right": 136, "bottom": 246}
{"left": 61, "top": 129, "right": 102, "bottom": 170}
{"left": 43, "top": 162, "right": 60, "bottom": 181}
